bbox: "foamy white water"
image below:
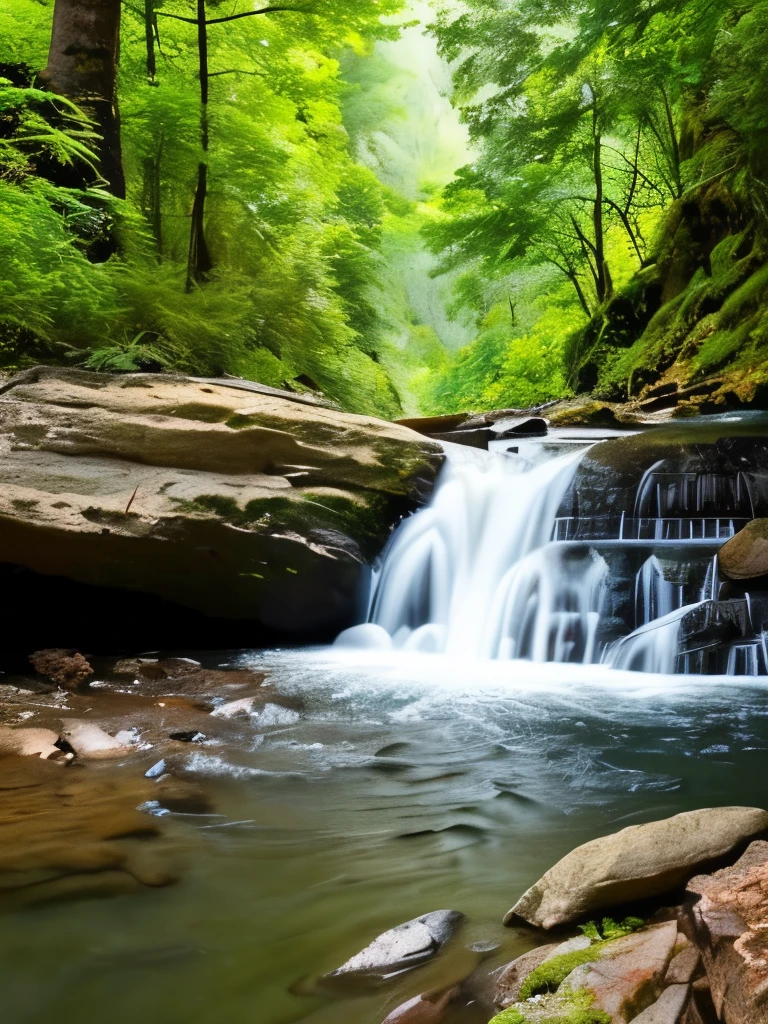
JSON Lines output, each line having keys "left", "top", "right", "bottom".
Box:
{"left": 367, "top": 448, "right": 585, "bottom": 659}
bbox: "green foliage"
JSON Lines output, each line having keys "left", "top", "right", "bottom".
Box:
{"left": 0, "top": 0, "right": 413, "bottom": 416}
{"left": 578, "top": 916, "right": 644, "bottom": 942}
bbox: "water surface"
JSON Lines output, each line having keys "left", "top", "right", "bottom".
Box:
{"left": 2, "top": 649, "right": 767, "bottom": 1024}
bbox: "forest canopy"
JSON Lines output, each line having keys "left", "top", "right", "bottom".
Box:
{"left": 2, "top": 0, "right": 768, "bottom": 416}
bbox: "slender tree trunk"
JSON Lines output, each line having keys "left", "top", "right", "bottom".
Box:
{"left": 661, "top": 85, "right": 683, "bottom": 199}
{"left": 186, "top": 0, "right": 213, "bottom": 289}
{"left": 144, "top": 0, "right": 157, "bottom": 83}
{"left": 142, "top": 136, "right": 163, "bottom": 254}
{"left": 38, "top": 0, "right": 125, "bottom": 198}
{"left": 591, "top": 102, "right": 611, "bottom": 304}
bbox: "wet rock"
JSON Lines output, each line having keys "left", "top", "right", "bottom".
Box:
{"left": 428, "top": 428, "right": 493, "bottom": 450}
{"left": 0, "top": 726, "right": 64, "bottom": 760}
{"left": 685, "top": 839, "right": 768, "bottom": 1024}
{"left": 60, "top": 719, "right": 132, "bottom": 758}
{"left": 381, "top": 986, "right": 460, "bottom": 1023}
{"left": 328, "top": 910, "right": 464, "bottom": 979}
{"left": 113, "top": 657, "right": 203, "bottom": 680}
{"left": 29, "top": 649, "right": 93, "bottom": 689}
{"left": 396, "top": 414, "right": 471, "bottom": 436}
{"left": 145, "top": 759, "right": 166, "bottom": 778}
{"left": 631, "top": 983, "right": 690, "bottom": 1023}
{"left": 719, "top": 519, "right": 768, "bottom": 580}
{"left": 561, "top": 921, "right": 678, "bottom": 1023}
{"left": 505, "top": 807, "right": 768, "bottom": 929}
{"left": 211, "top": 697, "right": 256, "bottom": 719}
{"left": 493, "top": 417, "right": 548, "bottom": 439}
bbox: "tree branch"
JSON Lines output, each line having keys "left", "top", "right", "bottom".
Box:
{"left": 207, "top": 6, "right": 310, "bottom": 24}
{"left": 208, "top": 69, "right": 262, "bottom": 77}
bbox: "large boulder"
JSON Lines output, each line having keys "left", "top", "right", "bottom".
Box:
{"left": 685, "top": 840, "right": 768, "bottom": 1024}
{"left": 0, "top": 367, "right": 443, "bottom": 648}
{"left": 504, "top": 807, "right": 768, "bottom": 930}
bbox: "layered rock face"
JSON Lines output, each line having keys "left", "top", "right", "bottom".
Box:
{"left": 0, "top": 367, "right": 443, "bottom": 649}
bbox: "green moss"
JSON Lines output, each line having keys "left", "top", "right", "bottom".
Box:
{"left": 164, "top": 403, "right": 233, "bottom": 423}
{"left": 519, "top": 944, "right": 604, "bottom": 1000}
{"left": 489, "top": 988, "right": 612, "bottom": 1024}
{"left": 172, "top": 490, "right": 399, "bottom": 559}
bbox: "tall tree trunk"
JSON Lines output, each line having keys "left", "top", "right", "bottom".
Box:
{"left": 38, "top": 0, "right": 125, "bottom": 198}
{"left": 186, "top": 0, "right": 212, "bottom": 290}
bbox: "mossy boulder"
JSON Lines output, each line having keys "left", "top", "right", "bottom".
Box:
{"left": 0, "top": 367, "right": 444, "bottom": 648}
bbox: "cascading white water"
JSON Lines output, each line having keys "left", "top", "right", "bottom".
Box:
{"left": 366, "top": 447, "right": 586, "bottom": 659}
{"left": 334, "top": 437, "right": 764, "bottom": 674}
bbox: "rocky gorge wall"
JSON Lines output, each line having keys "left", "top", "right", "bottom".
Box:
{"left": 568, "top": 121, "right": 768, "bottom": 420}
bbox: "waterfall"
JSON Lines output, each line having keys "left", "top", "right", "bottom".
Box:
{"left": 364, "top": 447, "right": 586, "bottom": 659}
{"left": 334, "top": 438, "right": 766, "bottom": 675}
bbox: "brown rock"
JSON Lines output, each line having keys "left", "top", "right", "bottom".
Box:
{"left": 719, "top": 519, "right": 768, "bottom": 580}
{"left": 505, "top": 807, "right": 768, "bottom": 929}
{"left": 561, "top": 921, "right": 678, "bottom": 1023}
{"left": 29, "top": 648, "right": 93, "bottom": 689}
{"left": 686, "top": 839, "right": 768, "bottom": 1024}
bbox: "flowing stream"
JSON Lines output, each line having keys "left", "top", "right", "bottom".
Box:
{"left": 4, "top": 424, "right": 768, "bottom": 1024}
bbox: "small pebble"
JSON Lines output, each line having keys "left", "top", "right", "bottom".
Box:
{"left": 145, "top": 759, "right": 167, "bottom": 779}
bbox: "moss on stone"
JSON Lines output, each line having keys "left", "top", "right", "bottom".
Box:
{"left": 518, "top": 943, "right": 605, "bottom": 1000}
{"left": 172, "top": 490, "right": 399, "bottom": 560}
{"left": 489, "top": 987, "right": 612, "bottom": 1024}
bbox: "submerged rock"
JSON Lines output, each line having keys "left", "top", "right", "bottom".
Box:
{"left": 328, "top": 910, "right": 464, "bottom": 980}
{"left": 0, "top": 754, "right": 180, "bottom": 905}
{"left": 0, "top": 367, "right": 442, "bottom": 649}
{"left": 381, "top": 986, "right": 460, "bottom": 1023}
{"left": 504, "top": 807, "right": 768, "bottom": 929}
{"left": 0, "top": 726, "right": 64, "bottom": 760}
